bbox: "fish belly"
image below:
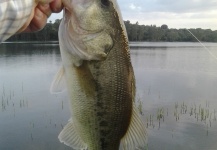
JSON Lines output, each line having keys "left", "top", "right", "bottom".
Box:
{"left": 64, "top": 47, "right": 133, "bottom": 150}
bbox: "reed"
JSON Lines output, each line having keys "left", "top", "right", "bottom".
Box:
{"left": 174, "top": 102, "right": 179, "bottom": 121}
{"left": 142, "top": 99, "right": 217, "bottom": 138}
{"left": 62, "top": 100, "right": 64, "bottom": 110}
{"left": 137, "top": 96, "right": 144, "bottom": 116}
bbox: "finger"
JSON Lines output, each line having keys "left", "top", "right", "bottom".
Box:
{"left": 35, "top": 0, "right": 53, "bottom": 4}
{"left": 24, "top": 7, "right": 48, "bottom": 32}
{"left": 37, "top": 4, "right": 52, "bottom": 18}
{"left": 50, "top": 0, "right": 63, "bottom": 13}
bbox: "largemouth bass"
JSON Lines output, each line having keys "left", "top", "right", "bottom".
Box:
{"left": 51, "top": 0, "right": 147, "bottom": 149}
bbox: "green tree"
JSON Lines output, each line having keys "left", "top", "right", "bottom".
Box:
{"left": 6, "top": 20, "right": 217, "bottom": 42}
{"left": 161, "top": 24, "right": 168, "bottom": 30}
{"left": 131, "top": 21, "right": 139, "bottom": 41}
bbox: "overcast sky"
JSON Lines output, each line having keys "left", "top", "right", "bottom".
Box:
{"left": 49, "top": 0, "right": 217, "bottom": 30}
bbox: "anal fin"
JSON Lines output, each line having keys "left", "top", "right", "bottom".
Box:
{"left": 120, "top": 104, "right": 148, "bottom": 150}
{"left": 58, "top": 120, "right": 87, "bottom": 150}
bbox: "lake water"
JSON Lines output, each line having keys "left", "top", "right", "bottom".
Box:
{"left": 0, "top": 42, "right": 217, "bottom": 150}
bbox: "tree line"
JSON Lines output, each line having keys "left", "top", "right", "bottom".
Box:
{"left": 7, "top": 20, "right": 217, "bottom": 42}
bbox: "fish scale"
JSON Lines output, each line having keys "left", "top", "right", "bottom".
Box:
{"left": 51, "top": 0, "right": 147, "bottom": 149}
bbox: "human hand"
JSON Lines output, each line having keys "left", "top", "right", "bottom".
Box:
{"left": 18, "top": 0, "right": 63, "bottom": 33}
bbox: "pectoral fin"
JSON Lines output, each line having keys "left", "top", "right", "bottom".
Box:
{"left": 58, "top": 120, "right": 87, "bottom": 150}
{"left": 50, "top": 67, "right": 66, "bottom": 93}
{"left": 120, "top": 104, "right": 148, "bottom": 150}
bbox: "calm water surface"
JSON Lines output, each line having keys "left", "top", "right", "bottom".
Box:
{"left": 0, "top": 42, "right": 217, "bottom": 150}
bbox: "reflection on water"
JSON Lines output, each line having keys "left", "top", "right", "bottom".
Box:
{"left": 0, "top": 42, "right": 217, "bottom": 150}
{"left": 130, "top": 42, "right": 217, "bottom": 150}
{"left": 0, "top": 42, "right": 71, "bottom": 150}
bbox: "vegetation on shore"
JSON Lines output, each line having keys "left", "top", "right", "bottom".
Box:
{"left": 7, "top": 20, "right": 217, "bottom": 42}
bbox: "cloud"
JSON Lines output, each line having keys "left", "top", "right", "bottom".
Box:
{"left": 48, "top": 0, "right": 217, "bottom": 30}
{"left": 154, "top": 0, "right": 217, "bottom": 13}
{"left": 117, "top": 0, "right": 217, "bottom": 30}
{"left": 118, "top": 0, "right": 217, "bottom": 13}
{"left": 129, "top": 3, "right": 142, "bottom": 11}
{"left": 129, "top": 3, "right": 136, "bottom": 10}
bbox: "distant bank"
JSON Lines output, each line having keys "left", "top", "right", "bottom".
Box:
{"left": 7, "top": 20, "right": 217, "bottom": 43}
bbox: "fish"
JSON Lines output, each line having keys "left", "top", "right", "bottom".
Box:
{"left": 50, "top": 0, "right": 147, "bottom": 149}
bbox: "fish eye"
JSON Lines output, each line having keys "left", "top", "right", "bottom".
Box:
{"left": 101, "top": 0, "right": 110, "bottom": 7}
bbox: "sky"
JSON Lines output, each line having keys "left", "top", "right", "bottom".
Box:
{"left": 48, "top": 0, "right": 217, "bottom": 30}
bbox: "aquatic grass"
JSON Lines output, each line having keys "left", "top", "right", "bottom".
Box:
{"left": 190, "top": 107, "right": 193, "bottom": 116}
{"left": 157, "top": 108, "right": 165, "bottom": 129}
{"left": 157, "top": 108, "right": 164, "bottom": 121}
{"left": 142, "top": 100, "right": 217, "bottom": 138}
{"left": 146, "top": 116, "right": 149, "bottom": 128}
{"left": 62, "top": 100, "right": 64, "bottom": 110}
{"left": 206, "top": 100, "right": 209, "bottom": 108}
{"left": 31, "top": 133, "right": 33, "bottom": 141}
{"left": 0, "top": 84, "right": 29, "bottom": 114}
{"left": 9, "top": 90, "right": 11, "bottom": 100}
{"left": 201, "top": 108, "right": 204, "bottom": 121}
{"left": 199, "top": 104, "right": 201, "bottom": 114}
{"left": 147, "top": 86, "right": 151, "bottom": 95}
{"left": 146, "top": 114, "right": 155, "bottom": 129}
{"left": 209, "top": 113, "right": 212, "bottom": 127}
{"left": 214, "top": 109, "right": 216, "bottom": 121}
{"left": 137, "top": 96, "right": 144, "bottom": 116}
{"left": 1, "top": 96, "right": 6, "bottom": 111}
{"left": 181, "top": 101, "right": 187, "bottom": 114}
{"left": 2, "top": 84, "right": 5, "bottom": 97}
{"left": 174, "top": 102, "right": 179, "bottom": 121}
{"left": 206, "top": 109, "right": 209, "bottom": 119}
{"left": 206, "top": 124, "right": 209, "bottom": 136}
{"left": 22, "top": 82, "right": 24, "bottom": 93}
